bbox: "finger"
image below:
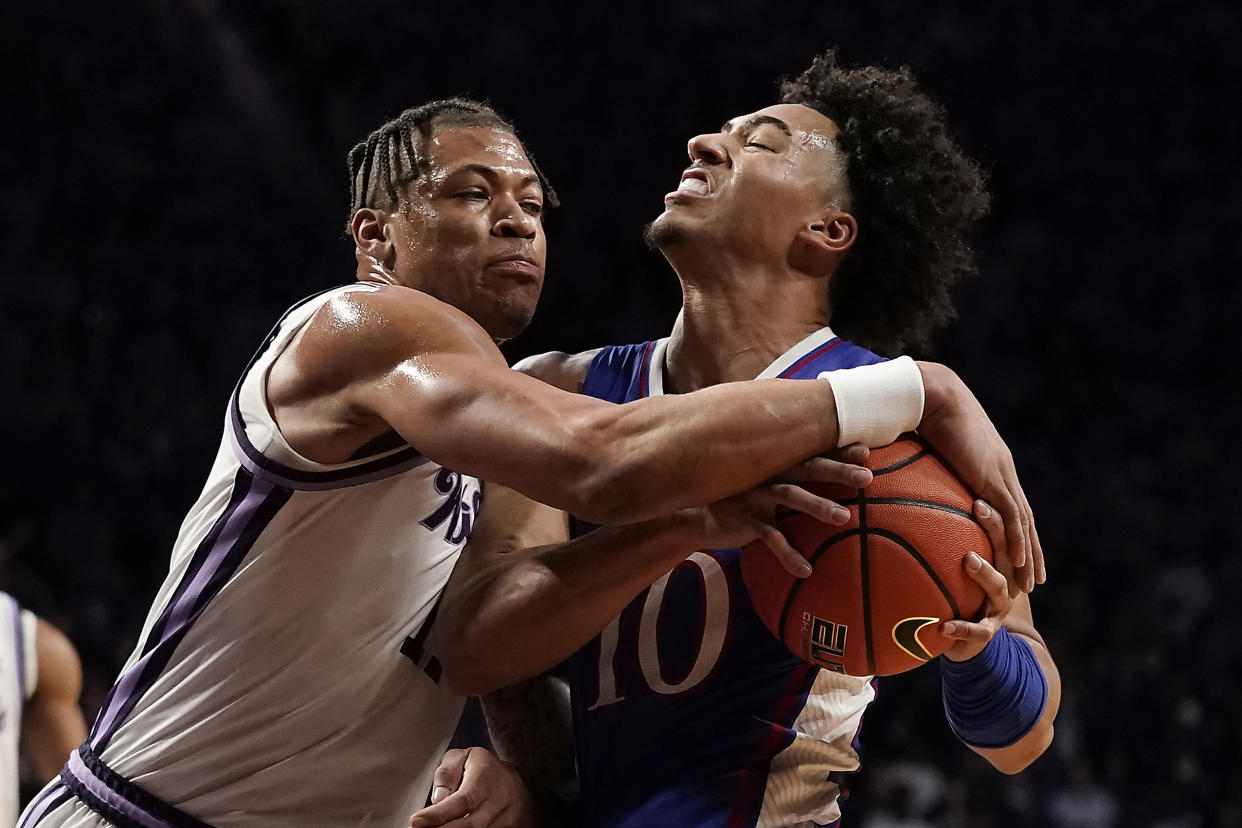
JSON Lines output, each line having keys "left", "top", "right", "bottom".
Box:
{"left": 410, "top": 788, "right": 477, "bottom": 828}
{"left": 428, "top": 803, "right": 501, "bottom": 828}
{"left": 775, "top": 456, "right": 872, "bottom": 488}
{"left": 431, "top": 749, "right": 468, "bottom": 803}
{"left": 763, "top": 483, "right": 851, "bottom": 525}
{"left": 974, "top": 500, "right": 1020, "bottom": 598}
{"left": 752, "top": 520, "right": 812, "bottom": 578}
{"left": 997, "top": 491, "right": 1027, "bottom": 573}
{"left": 939, "top": 617, "right": 1001, "bottom": 644}
{"left": 963, "top": 551, "right": 1011, "bottom": 617}
{"left": 1030, "top": 516, "right": 1046, "bottom": 584}
{"left": 829, "top": 443, "right": 870, "bottom": 464}
{"left": 1012, "top": 475, "right": 1044, "bottom": 585}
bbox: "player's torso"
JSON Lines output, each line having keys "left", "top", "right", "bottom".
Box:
{"left": 566, "top": 331, "right": 883, "bottom": 828}
{"left": 1, "top": 593, "right": 36, "bottom": 828}
{"left": 89, "top": 284, "right": 476, "bottom": 826}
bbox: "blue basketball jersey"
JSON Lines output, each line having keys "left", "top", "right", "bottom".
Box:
{"left": 565, "top": 329, "right": 886, "bottom": 828}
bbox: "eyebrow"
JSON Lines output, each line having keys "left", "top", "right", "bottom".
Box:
{"left": 719, "top": 115, "right": 793, "bottom": 137}
{"left": 451, "top": 163, "right": 541, "bottom": 188}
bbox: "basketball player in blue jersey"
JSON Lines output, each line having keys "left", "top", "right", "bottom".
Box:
{"left": 21, "top": 94, "right": 1037, "bottom": 827}
{"left": 414, "top": 52, "right": 1059, "bottom": 828}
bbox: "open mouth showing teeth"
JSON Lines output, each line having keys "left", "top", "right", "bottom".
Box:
{"left": 677, "top": 178, "right": 709, "bottom": 196}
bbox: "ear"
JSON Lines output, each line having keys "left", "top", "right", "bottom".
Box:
{"left": 351, "top": 208, "right": 396, "bottom": 267}
{"left": 791, "top": 211, "right": 857, "bottom": 276}
{"left": 806, "top": 211, "right": 857, "bottom": 255}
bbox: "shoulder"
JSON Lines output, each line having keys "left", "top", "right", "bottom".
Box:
{"left": 512, "top": 349, "right": 603, "bottom": 393}
{"left": 283, "top": 283, "right": 506, "bottom": 391}
{"left": 315, "top": 283, "right": 499, "bottom": 359}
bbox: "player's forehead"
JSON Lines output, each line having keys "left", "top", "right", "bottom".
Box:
{"left": 423, "top": 125, "right": 536, "bottom": 185}
{"left": 722, "top": 103, "right": 840, "bottom": 141}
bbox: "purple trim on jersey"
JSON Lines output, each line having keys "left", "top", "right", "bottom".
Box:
{"left": 17, "top": 781, "right": 72, "bottom": 827}
{"left": 226, "top": 407, "right": 427, "bottom": 491}
{"left": 222, "top": 283, "right": 427, "bottom": 491}
{"left": 89, "top": 469, "right": 291, "bottom": 752}
{"left": 11, "top": 595, "right": 25, "bottom": 721}
{"left": 65, "top": 750, "right": 167, "bottom": 828}
{"left": 59, "top": 745, "right": 211, "bottom": 828}
{"left": 779, "top": 338, "right": 843, "bottom": 378}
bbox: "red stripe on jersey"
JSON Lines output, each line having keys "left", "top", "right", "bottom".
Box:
{"left": 726, "top": 662, "right": 818, "bottom": 828}
{"left": 637, "top": 340, "right": 657, "bottom": 397}
{"left": 781, "top": 338, "right": 843, "bottom": 378}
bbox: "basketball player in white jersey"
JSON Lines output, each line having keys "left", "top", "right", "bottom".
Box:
{"left": 413, "top": 53, "right": 1060, "bottom": 828}
{"left": 21, "top": 96, "right": 1035, "bottom": 828}
{"left": 2, "top": 593, "right": 86, "bottom": 825}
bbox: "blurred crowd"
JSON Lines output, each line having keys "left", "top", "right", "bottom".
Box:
{"left": 2, "top": 1, "right": 1238, "bottom": 824}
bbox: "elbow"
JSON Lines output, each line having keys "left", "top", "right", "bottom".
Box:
{"left": 438, "top": 628, "right": 516, "bottom": 697}
{"left": 989, "top": 723, "right": 1055, "bottom": 775}
{"left": 440, "top": 660, "right": 502, "bottom": 698}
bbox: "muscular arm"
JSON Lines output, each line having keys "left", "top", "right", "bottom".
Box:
{"left": 970, "top": 597, "right": 1061, "bottom": 774}
{"left": 24, "top": 619, "right": 86, "bottom": 780}
{"left": 270, "top": 286, "right": 853, "bottom": 525}
{"left": 436, "top": 483, "right": 719, "bottom": 694}
{"left": 481, "top": 676, "right": 578, "bottom": 824}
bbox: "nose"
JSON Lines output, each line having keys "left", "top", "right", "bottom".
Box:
{"left": 687, "top": 131, "right": 729, "bottom": 166}
{"left": 491, "top": 196, "right": 537, "bottom": 239}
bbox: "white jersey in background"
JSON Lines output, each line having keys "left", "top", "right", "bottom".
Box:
{"left": 21, "top": 283, "right": 480, "bottom": 828}
{"left": 2, "top": 592, "right": 39, "bottom": 828}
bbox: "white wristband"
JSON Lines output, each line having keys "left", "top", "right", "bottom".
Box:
{"left": 819, "top": 355, "right": 925, "bottom": 448}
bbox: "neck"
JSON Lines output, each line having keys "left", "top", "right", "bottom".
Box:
{"left": 663, "top": 253, "right": 832, "bottom": 393}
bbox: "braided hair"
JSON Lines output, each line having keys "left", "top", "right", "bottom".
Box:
{"left": 780, "top": 50, "right": 990, "bottom": 356}
{"left": 344, "top": 98, "right": 558, "bottom": 233}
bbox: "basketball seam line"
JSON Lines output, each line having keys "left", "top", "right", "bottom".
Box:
{"left": 871, "top": 449, "right": 930, "bottom": 476}
{"left": 859, "top": 494, "right": 875, "bottom": 675}
{"left": 833, "top": 498, "right": 978, "bottom": 521}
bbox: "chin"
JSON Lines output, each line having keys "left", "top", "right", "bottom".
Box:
{"left": 480, "top": 302, "right": 537, "bottom": 343}
{"left": 643, "top": 213, "right": 687, "bottom": 251}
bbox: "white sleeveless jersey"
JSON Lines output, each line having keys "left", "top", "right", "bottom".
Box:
{"left": 2, "top": 593, "right": 38, "bottom": 827}
{"left": 23, "top": 283, "right": 478, "bottom": 827}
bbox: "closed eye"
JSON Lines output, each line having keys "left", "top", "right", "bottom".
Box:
{"left": 745, "top": 142, "right": 774, "bottom": 151}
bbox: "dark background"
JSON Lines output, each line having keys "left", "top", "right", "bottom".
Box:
{"left": 2, "top": 1, "right": 1239, "bottom": 825}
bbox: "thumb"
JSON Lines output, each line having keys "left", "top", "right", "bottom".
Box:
{"left": 431, "top": 748, "right": 468, "bottom": 804}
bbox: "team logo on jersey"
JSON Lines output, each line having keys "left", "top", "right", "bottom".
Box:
{"left": 808, "top": 614, "right": 848, "bottom": 671}
{"left": 892, "top": 616, "right": 940, "bottom": 661}
{"left": 420, "top": 468, "right": 480, "bottom": 546}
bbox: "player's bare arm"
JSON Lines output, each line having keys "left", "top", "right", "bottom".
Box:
{"left": 265, "top": 285, "right": 888, "bottom": 525}
{"left": 519, "top": 350, "right": 1045, "bottom": 591}
{"left": 410, "top": 676, "right": 577, "bottom": 828}
{"left": 24, "top": 619, "right": 86, "bottom": 781}
{"left": 937, "top": 500, "right": 1061, "bottom": 774}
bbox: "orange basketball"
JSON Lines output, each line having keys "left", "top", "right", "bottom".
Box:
{"left": 742, "top": 435, "right": 993, "bottom": 677}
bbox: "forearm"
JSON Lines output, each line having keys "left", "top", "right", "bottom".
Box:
{"left": 969, "top": 629, "right": 1061, "bottom": 773}
{"left": 403, "top": 357, "right": 928, "bottom": 524}
{"left": 440, "top": 513, "right": 702, "bottom": 694}
{"left": 482, "top": 677, "right": 579, "bottom": 826}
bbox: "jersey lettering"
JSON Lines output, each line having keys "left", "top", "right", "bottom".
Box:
{"left": 589, "top": 551, "right": 731, "bottom": 710}
{"left": 420, "top": 468, "right": 480, "bottom": 546}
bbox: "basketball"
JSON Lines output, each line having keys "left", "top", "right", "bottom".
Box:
{"left": 741, "top": 434, "right": 993, "bottom": 677}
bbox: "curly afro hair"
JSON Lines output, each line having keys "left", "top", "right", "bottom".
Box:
{"left": 780, "top": 49, "right": 989, "bottom": 356}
